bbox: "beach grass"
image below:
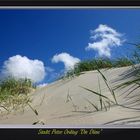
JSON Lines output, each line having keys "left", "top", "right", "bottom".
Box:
{"left": 80, "top": 69, "right": 116, "bottom": 111}
{"left": 63, "top": 57, "right": 134, "bottom": 79}
{"left": 80, "top": 56, "right": 140, "bottom": 112}
{"left": 0, "top": 77, "right": 35, "bottom": 113}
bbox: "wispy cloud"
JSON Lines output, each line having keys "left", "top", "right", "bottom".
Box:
{"left": 1, "top": 55, "right": 46, "bottom": 83}
{"left": 52, "top": 52, "right": 80, "bottom": 71}
{"left": 86, "top": 24, "right": 125, "bottom": 58}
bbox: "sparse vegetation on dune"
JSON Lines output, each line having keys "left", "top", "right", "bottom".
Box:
{"left": 80, "top": 67, "right": 117, "bottom": 112}
{"left": 0, "top": 77, "right": 36, "bottom": 95}
{"left": 113, "top": 44, "right": 140, "bottom": 106}
{"left": 1, "top": 43, "right": 140, "bottom": 125}
{"left": 0, "top": 77, "right": 43, "bottom": 124}
{"left": 79, "top": 44, "right": 140, "bottom": 112}
{"left": 80, "top": 66, "right": 140, "bottom": 112}
{"left": 113, "top": 58, "right": 133, "bottom": 67}
{"left": 0, "top": 77, "right": 36, "bottom": 113}
{"left": 63, "top": 57, "right": 134, "bottom": 79}
{"left": 63, "top": 44, "right": 140, "bottom": 113}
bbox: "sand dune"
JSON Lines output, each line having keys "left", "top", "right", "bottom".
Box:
{"left": 0, "top": 66, "right": 140, "bottom": 127}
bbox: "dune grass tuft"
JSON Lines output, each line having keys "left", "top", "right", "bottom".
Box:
{"left": 0, "top": 77, "right": 36, "bottom": 113}
{"left": 63, "top": 57, "right": 134, "bottom": 79}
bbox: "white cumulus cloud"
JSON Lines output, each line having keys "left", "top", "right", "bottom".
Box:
{"left": 86, "top": 24, "right": 125, "bottom": 58}
{"left": 1, "top": 55, "right": 46, "bottom": 83}
{"left": 52, "top": 52, "right": 80, "bottom": 71}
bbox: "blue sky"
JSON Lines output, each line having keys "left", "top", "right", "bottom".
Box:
{"left": 0, "top": 9, "right": 140, "bottom": 85}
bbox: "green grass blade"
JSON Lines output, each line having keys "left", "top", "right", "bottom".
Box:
{"left": 106, "top": 100, "right": 111, "bottom": 109}
{"left": 80, "top": 86, "right": 113, "bottom": 103}
{"left": 103, "top": 101, "right": 107, "bottom": 111}
{"left": 84, "top": 98, "right": 99, "bottom": 111}
{"left": 98, "top": 76, "right": 103, "bottom": 110}
{"left": 0, "top": 105, "right": 9, "bottom": 112}
{"left": 123, "top": 85, "right": 140, "bottom": 98}
{"left": 96, "top": 68, "right": 118, "bottom": 104}
{"left": 114, "top": 78, "right": 140, "bottom": 89}
{"left": 27, "top": 103, "right": 38, "bottom": 116}
{"left": 97, "top": 69, "right": 107, "bottom": 81}
{"left": 32, "top": 121, "right": 39, "bottom": 125}
{"left": 98, "top": 70, "right": 117, "bottom": 104}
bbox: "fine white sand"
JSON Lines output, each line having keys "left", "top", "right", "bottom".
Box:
{"left": 0, "top": 66, "right": 140, "bottom": 127}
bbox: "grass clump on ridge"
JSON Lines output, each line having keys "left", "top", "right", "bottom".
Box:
{"left": 0, "top": 77, "right": 36, "bottom": 113}
{"left": 63, "top": 57, "right": 134, "bottom": 79}
{"left": 0, "top": 77, "right": 45, "bottom": 125}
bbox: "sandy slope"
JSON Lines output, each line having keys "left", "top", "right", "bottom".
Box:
{"left": 0, "top": 66, "right": 140, "bottom": 127}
